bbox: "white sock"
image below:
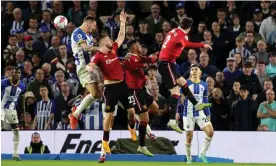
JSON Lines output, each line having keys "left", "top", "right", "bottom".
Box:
{"left": 169, "top": 119, "right": 176, "bottom": 125}
{"left": 13, "top": 129, "right": 20, "bottom": 155}
{"left": 100, "top": 143, "right": 106, "bottom": 157}
{"left": 201, "top": 136, "right": 212, "bottom": 156}
{"left": 185, "top": 143, "right": 192, "bottom": 159}
{"left": 146, "top": 124, "right": 152, "bottom": 136}
{"left": 73, "top": 94, "right": 95, "bottom": 118}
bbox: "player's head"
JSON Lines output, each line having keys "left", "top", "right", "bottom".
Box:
{"left": 31, "top": 132, "right": 41, "bottom": 143}
{"left": 179, "top": 17, "right": 193, "bottom": 32}
{"left": 39, "top": 85, "right": 49, "bottom": 98}
{"left": 11, "top": 67, "right": 21, "bottom": 81}
{"left": 127, "top": 39, "right": 142, "bottom": 54}
{"left": 190, "top": 64, "right": 202, "bottom": 79}
{"left": 98, "top": 35, "right": 113, "bottom": 49}
{"left": 82, "top": 16, "right": 97, "bottom": 33}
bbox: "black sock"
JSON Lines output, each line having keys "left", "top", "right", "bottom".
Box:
{"left": 181, "top": 83, "right": 198, "bottom": 105}
{"left": 128, "top": 120, "right": 135, "bottom": 129}
{"left": 169, "top": 94, "right": 180, "bottom": 119}
{"left": 139, "top": 121, "right": 147, "bottom": 146}
{"left": 103, "top": 130, "right": 110, "bottom": 141}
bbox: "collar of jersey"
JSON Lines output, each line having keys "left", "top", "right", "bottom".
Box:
{"left": 9, "top": 78, "right": 19, "bottom": 86}
{"left": 189, "top": 78, "right": 200, "bottom": 84}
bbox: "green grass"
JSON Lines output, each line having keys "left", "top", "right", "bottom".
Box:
{"left": 1, "top": 161, "right": 275, "bottom": 166}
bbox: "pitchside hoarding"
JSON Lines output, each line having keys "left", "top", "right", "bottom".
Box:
{"left": 1, "top": 131, "right": 276, "bottom": 163}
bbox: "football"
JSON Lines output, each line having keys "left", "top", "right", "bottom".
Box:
{"left": 54, "top": 15, "right": 68, "bottom": 29}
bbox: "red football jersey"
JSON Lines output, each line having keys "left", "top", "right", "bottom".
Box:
{"left": 159, "top": 28, "right": 205, "bottom": 62}
{"left": 123, "top": 53, "right": 156, "bottom": 89}
{"left": 91, "top": 42, "right": 124, "bottom": 81}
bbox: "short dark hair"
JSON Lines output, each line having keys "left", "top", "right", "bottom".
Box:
{"left": 4, "top": 66, "right": 13, "bottom": 73}
{"left": 217, "top": 8, "right": 226, "bottom": 13}
{"left": 9, "top": 34, "right": 17, "bottom": 39}
{"left": 12, "top": 67, "right": 20, "bottom": 72}
{"left": 180, "top": 17, "right": 193, "bottom": 30}
{"left": 190, "top": 63, "right": 201, "bottom": 69}
{"left": 39, "top": 85, "right": 48, "bottom": 89}
{"left": 246, "top": 31, "right": 254, "bottom": 35}
{"left": 269, "top": 52, "right": 276, "bottom": 57}
{"left": 243, "top": 61, "right": 252, "bottom": 68}
{"left": 83, "top": 16, "right": 96, "bottom": 22}
{"left": 240, "top": 86, "right": 249, "bottom": 91}
{"left": 148, "top": 65, "right": 157, "bottom": 71}
{"left": 257, "top": 60, "right": 265, "bottom": 65}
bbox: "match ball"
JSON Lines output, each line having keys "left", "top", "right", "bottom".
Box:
{"left": 54, "top": 15, "right": 68, "bottom": 29}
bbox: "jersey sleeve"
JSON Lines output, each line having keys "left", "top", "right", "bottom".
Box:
{"left": 203, "top": 82, "right": 211, "bottom": 116}
{"left": 91, "top": 54, "right": 101, "bottom": 65}
{"left": 179, "top": 33, "right": 204, "bottom": 48}
{"left": 73, "top": 30, "right": 87, "bottom": 45}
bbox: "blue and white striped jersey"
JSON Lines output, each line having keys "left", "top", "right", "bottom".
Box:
{"left": 1, "top": 78, "right": 25, "bottom": 110}
{"left": 34, "top": 100, "right": 56, "bottom": 130}
{"left": 71, "top": 28, "right": 94, "bottom": 66}
{"left": 178, "top": 79, "right": 210, "bottom": 117}
{"left": 81, "top": 101, "right": 103, "bottom": 130}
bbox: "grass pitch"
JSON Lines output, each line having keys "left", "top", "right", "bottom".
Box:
{"left": 1, "top": 161, "right": 275, "bottom": 166}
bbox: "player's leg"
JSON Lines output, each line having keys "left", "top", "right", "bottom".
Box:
{"left": 5, "top": 110, "right": 21, "bottom": 161}
{"left": 196, "top": 116, "right": 214, "bottom": 164}
{"left": 183, "top": 116, "right": 195, "bottom": 164}
{"left": 176, "top": 76, "right": 211, "bottom": 111}
{"left": 145, "top": 91, "right": 158, "bottom": 141}
{"left": 70, "top": 71, "right": 101, "bottom": 129}
{"left": 157, "top": 62, "right": 182, "bottom": 133}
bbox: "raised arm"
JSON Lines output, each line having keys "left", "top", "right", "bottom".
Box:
{"left": 115, "top": 10, "right": 127, "bottom": 47}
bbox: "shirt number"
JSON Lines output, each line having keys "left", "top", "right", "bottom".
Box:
{"left": 128, "top": 96, "right": 136, "bottom": 105}
{"left": 162, "top": 35, "right": 171, "bottom": 48}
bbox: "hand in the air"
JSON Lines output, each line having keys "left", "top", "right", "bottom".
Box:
{"left": 119, "top": 10, "right": 127, "bottom": 23}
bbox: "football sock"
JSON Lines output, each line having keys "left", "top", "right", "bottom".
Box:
{"left": 181, "top": 83, "right": 198, "bottom": 105}
{"left": 100, "top": 141, "right": 106, "bottom": 157}
{"left": 201, "top": 136, "right": 212, "bottom": 156}
{"left": 146, "top": 124, "right": 152, "bottom": 136}
{"left": 103, "top": 130, "right": 110, "bottom": 142}
{"left": 185, "top": 143, "right": 192, "bottom": 159}
{"left": 73, "top": 94, "right": 95, "bottom": 118}
{"left": 13, "top": 129, "right": 19, "bottom": 155}
{"left": 168, "top": 94, "right": 180, "bottom": 119}
{"left": 139, "top": 121, "right": 147, "bottom": 146}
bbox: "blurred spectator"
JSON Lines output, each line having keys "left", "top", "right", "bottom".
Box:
{"left": 257, "top": 90, "right": 276, "bottom": 131}
{"left": 238, "top": 20, "right": 262, "bottom": 43}
{"left": 15, "top": 28, "right": 25, "bottom": 48}
{"left": 27, "top": 69, "right": 53, "bottom": 101}
{"left": 33, "top": 85, "right": 55, "bottom": 130}
{"left": 234, "top": 53, "right": 243, "bottom": 70}
{"left": 265, "top": 52, "right": 276, "bottom": 78}
{"left": 10, "top": 8, "right": 25, "bottom": 32}
{"left": 244, "top": 31, "right": 258, "bottom": 54}
{"left": 61, "top": 22, "right": 76, "bottom": 56}
{"left": 192, "top": 1, "right": 214, "bottom": 28}
{"left": 56, "top": 111, "right": 71, "bottom": 130}
{"left": 252, "top": 9, "right": 263, "bottom": 33}
{"left": 24, "top": 132, "right": 50, "bottom": 154}
{"left": 180, "top": 49, "right": 198, "bottom": 75}
{"left": 253, "top": 40, "right": 269, "bottom": 64}
{"left": 257, "top": 124, "right": 269, "bottom": 131}
{"left": 201, "top": 30, "right": 217, "bottom": 65}
{"left": 255, "top": 61, "right": 269, "bottom": 88}
{"left": 227, "top": 15, "right": 244, "bottom": 40}
{"left": 161, "top": 21, "right": 171, "bottom": 37}
{"left": 141, "top": 44, "right": 148, "bottom": 56}
{"left": 135, "top": 19, "right": 154, "bottom": 46}
{"left": 209, "top": 88, "right": 229, "bottom": 130}
{"left": 24, "top": 91, "right": 36, "bottom": 119}
{"left": 148, "top": 83, "right": 168, "bottom": 130}
{"left": 52, "top": 1, "right": 65, "bottom": 19}
{"left": 31, "top": 54, "right": 42, "bottom": 72}
{"left": 191, "top": 22, "right": 206, "bottom": 42}
{"left": 15, "top": 50, "right": 25, "bottom": 70}
{"left": 40, "top": 10, "right": 55, "bottom": 36}
{"left": 236, "top": 61, "right": 263, "bottom": 99}
{"left": 42, "top": 63, "right": 55, "bottom": 87}
{"left": 66, "top": 61, "right": 80, "bottom": 96}
{"left": 2, "top": 66, "right": 13, "bottom": 79}
{"left": 215, "top": 71, "right": 231, "bottom": 97}
{"left": 59, "top": 44, "right": 73, "bottom": 66}
{"left": 231, "top": 86, "right": 258, "bottom": 131}
{"left": 248, "top": 55, "right": 257, "bottom": 70}
{"left": 206, "top": 76, "right": 215, "bottom": 95}
{"left": 147, "top": 32, "right": 164, "bottom": 55}
{"left": 33, "top": 26, "right": 51, "bottom": 56}
{"left": 223, "top": 57, "right": 242, "bottom": 88}
{"left": 54, "top": 81, "right": 75, "bottom": 123}
{"left": 51, "top": 70, "right": 66, "bottom": 97}
{"left": 146, "top": 3, "right": 165, "bottom": 36}
{"left": 23, "top": 1, "right": 42, "bottom": 22}
{"left": 20, "top": 112, "right": 34, "bottom": 130}
{"left": 118, "top": 24, "right": 135, "bottom": 57}
{"left": 260, "top": 0, "right": 271, "bottom": 19}
{"left": 3, "top": 35, "right": 19, "bottom": 66}
{"left": 24, "top": 18, "right": 40, "bottom": 41}
{"left": 256, "top": 79, "right": 274, "bottom": 105}
{"left": 171, "top": 2, "right": 187, "bottom": 26}
{"left": 217, "top": 8, "right": 230, "bottom": 32}
{"left": 67, "top": 1, "right": 85, "bottom": 27}
{"left": 229, "top": 37, "right": 251, "bottom": 61}
{"left": 227, "top": 81, "right": 241, "bottom": 108}
{"left": 21, "top": 61, "right": 35, "bottom": 85}
{"left": 22, "top": 35, "right": 36, "bottom": 60}
{"left": 259, "top": 3, "right": 276, "bottom": 42}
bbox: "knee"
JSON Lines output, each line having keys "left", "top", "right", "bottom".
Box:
{"left": 170, "top": 87, "right": 180, "bottom": 95}
{"left": 206, "top": 130, "right": 214, "bottom": 138}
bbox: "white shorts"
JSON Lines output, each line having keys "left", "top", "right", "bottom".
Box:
{"left": 183, "top": 113, "right": 211, "bottom": 131}
{"left": 77, "top": 66, "right": 103, "bottom": 87}
{"left": 102, "top": 103, "right": 118, "bottom": 118}
{"left": 1, "top": 108, "right": 19, "bottom": 126}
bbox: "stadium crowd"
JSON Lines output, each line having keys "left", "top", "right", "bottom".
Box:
{"left": 1, "top": 1, "right": 276, "bottom": 131}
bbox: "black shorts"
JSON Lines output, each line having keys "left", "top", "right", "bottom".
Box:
{"left": 103, "top": 81, "right": 134, "bottom": 113}
{"left": 129, "top": 88, "right": 154, "bottom": 115}
{"left": 158, "top": 61, "right": 181, "bottom": 89}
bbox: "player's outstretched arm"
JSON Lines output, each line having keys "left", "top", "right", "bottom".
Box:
{"left": 115, "top": 10, "right": 127, "bottom": 47}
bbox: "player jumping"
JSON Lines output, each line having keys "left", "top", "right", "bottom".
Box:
{"left": 69, "top": 16, "right": 110, "bottom": 129}
{"left": 123, "top": 40, "right": 160, "bottom": 156}
{"left": 158, "top": 17, "right": 212, "bottom": 133}
{"left": 87, "top": 10, "right": 137, "bottom": 162}
{"left": 176, "top": 64, "right": 214, "bottom": 164}
{"left": 1, "top": 67, "right": 26, "bottom": 161}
